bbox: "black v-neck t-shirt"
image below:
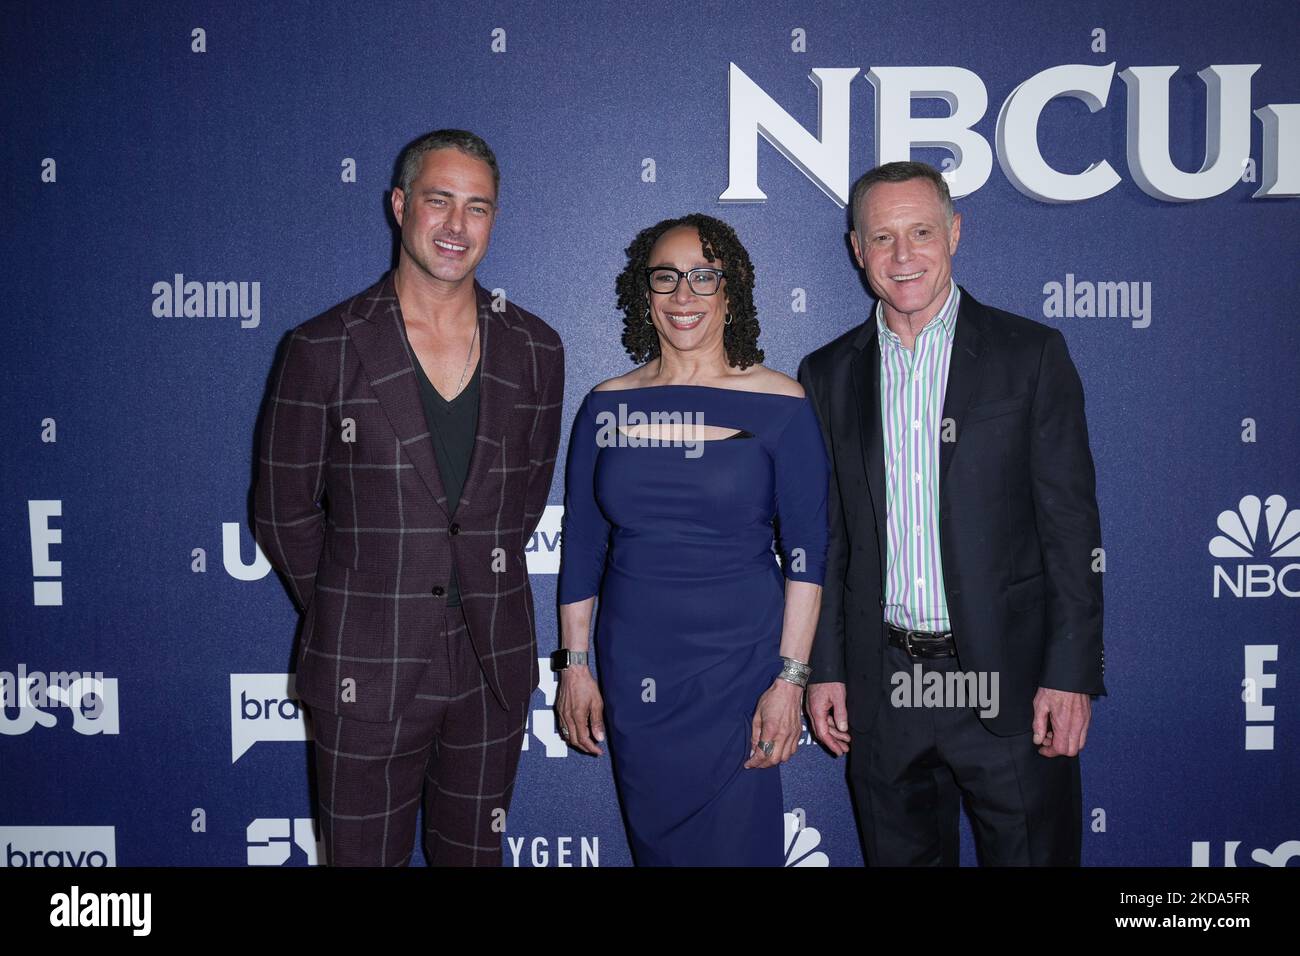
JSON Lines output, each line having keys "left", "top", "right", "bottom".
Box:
{"left": 403, "top": 333, "right": 481, "bottom": 607}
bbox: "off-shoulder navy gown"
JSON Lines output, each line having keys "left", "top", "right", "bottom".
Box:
{"left": 557, "top": 385, "right": 829, "bottom": 866}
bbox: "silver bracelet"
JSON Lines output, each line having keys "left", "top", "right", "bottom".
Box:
{"left": 778, "top": 656, "right": 811, "bottom": 688}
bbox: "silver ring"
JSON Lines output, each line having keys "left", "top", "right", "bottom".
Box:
{"left": 759, "top": 740, "right": 775, "bottom": 757}
{"left": 559, "top": 726, "right": 570, "bottom": 738}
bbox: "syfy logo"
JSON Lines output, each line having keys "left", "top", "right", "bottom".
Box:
{"left": 1, "top": 826, "right": 116, "bottom": 867}
{"left": 247, "top": 818, "right": 322, "bottom": 866}
{"left": 0, "top": 666, "right": 119, "bottom": 736}
{"left": 1209, "top": 495, "right": 1300, "bottom": 598}
{"left": 1192, "top": 840, "right": 1300, "bottom": 867}
{"left": 524, "top": 661, "right": 568, "bottom": 757}
{"left": 722, "top": 62, "right": 1298, "bottom": 204}
{"left": 526, "top": 505, "right": 563, "bottom": 575}
{"left": 230, "top": 674, "right": 311, "bottom": 762}
{"left": 151, "top": 274, "right": 261, "bottom": 329}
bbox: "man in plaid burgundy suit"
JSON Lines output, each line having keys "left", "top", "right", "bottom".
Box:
{"left": 254, "top": 130, "right": 564, "bottom": 866}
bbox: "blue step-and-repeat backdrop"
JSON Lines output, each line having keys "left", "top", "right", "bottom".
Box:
{"left": 2, "top": 1, "right": 1297, "bottom": 867}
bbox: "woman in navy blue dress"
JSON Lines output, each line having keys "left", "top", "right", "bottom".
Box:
{"left": 555, "top": 214, "right": 830, "bottom": 866}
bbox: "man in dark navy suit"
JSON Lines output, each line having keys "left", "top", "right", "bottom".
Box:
{"left": 799, "top": 161, "right": 1104, "bottom": 866}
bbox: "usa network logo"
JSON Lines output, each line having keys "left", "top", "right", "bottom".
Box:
{"left": 1209, "top": 495, "right": 1300, "bottom": 598}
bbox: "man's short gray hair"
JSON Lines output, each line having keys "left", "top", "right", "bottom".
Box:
{"left": 850, "top": 161, "right": 954, "bottom": 232}
{"left": 395, "top": 129, "right": 500, "bottom": 199}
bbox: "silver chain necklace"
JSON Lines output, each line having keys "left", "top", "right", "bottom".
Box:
{"left": 452, "top": 313, "right": 480, "bottom": 398}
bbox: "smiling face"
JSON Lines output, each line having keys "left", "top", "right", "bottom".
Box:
{"left": 645, "top": 225, "right": 728, "bottom": 355}
{"left": 391, "top": 147, "right": 497, "bottom": 286}
{"left": 850, "top": 177, "right": 961, "bottom": 327}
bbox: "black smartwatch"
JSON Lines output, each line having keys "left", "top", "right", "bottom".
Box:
{"left": 550, "top": 649, "right": 589, "bottom": 672}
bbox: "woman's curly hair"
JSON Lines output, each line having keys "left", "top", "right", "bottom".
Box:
{"left": 615, "top": 213, "right": 764, "bottom": 370}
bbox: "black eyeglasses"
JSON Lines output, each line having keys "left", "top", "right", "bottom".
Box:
{"left": 644, "top": 267, "right": 727, "bottom": 296}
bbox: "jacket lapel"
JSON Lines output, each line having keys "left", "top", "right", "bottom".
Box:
{"left": 938, "top": 287, "right": 986, "bottom": 487}
{"left": 851, "top": 286, "right": 986, "bottom": 564}
{"left": 850, "top": 325, "right": 887, "bottom": 556}
{"left": 344, "top": 272, "right": 451, "bottom": 516}
{"left": 457, "top": 282, "right": 511, "bottom": 516}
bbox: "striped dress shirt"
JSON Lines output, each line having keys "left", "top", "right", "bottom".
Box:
{"left": 877, "top": 280, "right": 960, "bottom": 632}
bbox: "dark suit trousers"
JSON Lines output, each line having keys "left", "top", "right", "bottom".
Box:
{"left": 848, "top": 643, "right": 1082, "bottom": 866}
{"left": 310, "top": 605, "right": 528, "bottom": 866}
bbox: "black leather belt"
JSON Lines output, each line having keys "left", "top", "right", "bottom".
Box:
{"left": 886, "top": 622, "right": 957, "bottom": 659}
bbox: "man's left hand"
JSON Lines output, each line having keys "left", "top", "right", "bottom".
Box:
{"left": 1031, "top": 687, "right": 1091, "bottom": 757}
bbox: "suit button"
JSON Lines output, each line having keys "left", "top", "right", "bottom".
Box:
{"left": 432, "top": 586, "right": 445, "bottom": 597}
{"left": 449, "top": 523, "right": 460, "bottom": 535}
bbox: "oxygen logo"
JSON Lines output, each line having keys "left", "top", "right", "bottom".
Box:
{"left": 506, "top": 835, "right": 600, "bottom": 866}
{"left": 1209, "top": 495, "right": 1300, "bottom": 598}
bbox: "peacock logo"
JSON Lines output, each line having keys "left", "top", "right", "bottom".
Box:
{"left": 1209, "top": 495, "right": 1300, "bottom": 598}
{"left": 1209, "top": 495, "right": 1300, "bottom": 559}
{"left": 784, "top": 811, "right": 830, "bottom": 866}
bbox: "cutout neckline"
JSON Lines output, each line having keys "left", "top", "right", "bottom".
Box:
{"left": 616, "top": 426, "right": 756, "bottom": 442}
{"left": 592, "top": 384, "right": 802, "bottom": 399}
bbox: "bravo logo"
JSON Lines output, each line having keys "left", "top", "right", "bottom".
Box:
{"left": 230, "top": 674, "right": 311, "bottom": 763}
{"left": 1209, "top": 495, "right": 1300, "bottom": 598}
{"left": 1, "top": 826, "right": 116, "bottom": 867}
{"left": 526, "top": 505, "right": 563, "bottom": 574}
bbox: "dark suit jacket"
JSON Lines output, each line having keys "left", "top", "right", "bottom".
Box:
{"left": 798, "top": 286, "right": 1104, "bottom": 736}
{"left": 254, "top": 272, "right": 564, "bottom": 722}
